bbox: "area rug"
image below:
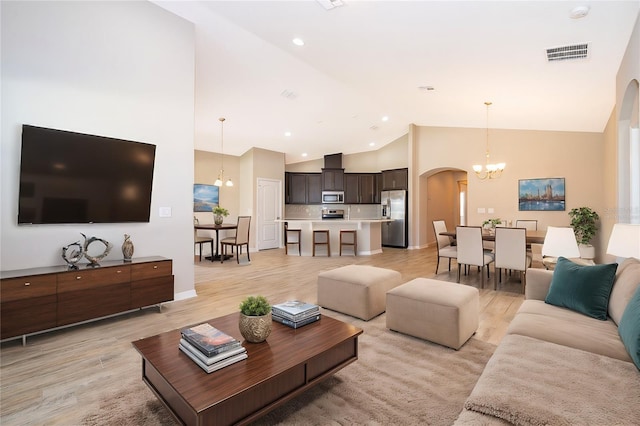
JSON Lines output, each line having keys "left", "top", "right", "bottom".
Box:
{"left": 81, "top": 311, "right": 495, "bottom": 425}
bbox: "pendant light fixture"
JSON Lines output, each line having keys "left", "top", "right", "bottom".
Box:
{"left": 214, "top": 117, "right": 233, "bottom": 187}
{"left": 472, "top": 102, "right": 505, "bottom": 180}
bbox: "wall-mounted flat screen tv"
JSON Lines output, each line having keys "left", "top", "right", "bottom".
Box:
{"left": 18, "top": 125, "right": 156, "bottom": 224}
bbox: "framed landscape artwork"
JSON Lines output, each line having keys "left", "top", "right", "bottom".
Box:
{"left": 193, "top": 184, "right": 219, "bottom": 212}
{"left": 518, "top": 178, "right": 565, "bottom": 211}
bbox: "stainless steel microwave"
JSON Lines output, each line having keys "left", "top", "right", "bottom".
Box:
{"left": 321, "top": 191, "right": 344, "bottom": 204}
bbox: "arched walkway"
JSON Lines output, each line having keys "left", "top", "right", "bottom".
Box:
{"left": 418, "top": 167, "right": 467, "bottom": 248}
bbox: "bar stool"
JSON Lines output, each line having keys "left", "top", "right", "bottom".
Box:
{"left": 284, "top": 223, "right": 301, "bottom": 256}
{"left": 312, "top": 230, "right": 331, "bottom": 256}
{"left": 339, "top": 230, "right": 357, "bottom": 256}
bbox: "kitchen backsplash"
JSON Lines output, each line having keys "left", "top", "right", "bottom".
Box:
{"left": 285, "top": 204, "right": 381, "bottom": 220}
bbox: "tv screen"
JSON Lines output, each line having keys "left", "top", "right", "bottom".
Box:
{"left": 18, "top": 125, "right": 156, "bottom": 224}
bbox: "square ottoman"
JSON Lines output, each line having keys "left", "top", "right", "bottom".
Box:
{"left": 317, "top": 265, "right": 403, "bottom": 321}
{"left": 386, "top": 278, "right": 479, "bottom": 350}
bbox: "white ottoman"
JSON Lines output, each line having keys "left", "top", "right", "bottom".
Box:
{"left": 386, "top": 278, "right": 479, "bottom": 350}
{"left": 317, "top": 265, "right": 403, "bottom": 321}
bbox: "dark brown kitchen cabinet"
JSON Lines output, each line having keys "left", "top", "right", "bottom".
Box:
{"left": 307, "top": 174, "right": 322, "bottom": 204}
{"left": 286, "top": 173, "right": 308, "bottom": 204}
{"left": 344, "top": 174, "right": 360, "bottom": 204}
{"left": 382, "top": 168, "right": 408, "bottom": 190}
{"left": 344, "top": 173, "right": 380, "bottom": 204}
{"left": 285, "top": 172, "right": 322, "bottom": 204}
{"left": 321, "top": 168, "right": 344, "bottom": 191}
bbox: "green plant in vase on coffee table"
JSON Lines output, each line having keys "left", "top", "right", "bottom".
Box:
{"left": 238, "top": 295, "right": 272, "bottom": 343}
{"left": 212, "top": 206, "right": 229, "bottom": 225}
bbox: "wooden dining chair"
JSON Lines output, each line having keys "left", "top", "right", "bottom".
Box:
{"left": 456, "top": 226, "right": 494, "bottom": 288}
{"left": 220, "top": 216, "right": 251, "bottom": 264}
{"left": 494, "top": 227, "right": 532, "bottom": 292}
{"left": 433, "top": 220, "right": 457, "bottom": 274}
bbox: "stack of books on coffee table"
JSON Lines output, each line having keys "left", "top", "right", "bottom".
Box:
{"left": 272, "top": 300, "right": 321, "bottom": 329}
{"left": 179, "top": 323, "right": 247, "bottom": 373}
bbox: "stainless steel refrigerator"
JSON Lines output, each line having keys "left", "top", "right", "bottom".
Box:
{"left": 381, "top": 190, "right": 408, "bottom": 248}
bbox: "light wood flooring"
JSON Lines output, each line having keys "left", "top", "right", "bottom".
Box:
{"left": 0, "top": 245, "right": 530, "bottom": 425}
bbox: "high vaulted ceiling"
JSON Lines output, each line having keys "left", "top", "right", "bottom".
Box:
{"left": 155, "top": 1, "right": 639, "bottom": 164}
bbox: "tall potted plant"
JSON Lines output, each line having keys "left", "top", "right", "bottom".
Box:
{"left": 238, "top": 295, "right": 272, "bottom": 343}
{"left": 568, "top": 207, "right": 599, "bottom": 259}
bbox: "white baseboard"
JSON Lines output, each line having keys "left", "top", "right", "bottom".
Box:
{"left": 174, "top": 289, "right": 197, "bottom": 301}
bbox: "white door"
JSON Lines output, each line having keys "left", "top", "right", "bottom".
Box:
{"left": 257, "top": 178, "right": 281, "bottom": 250}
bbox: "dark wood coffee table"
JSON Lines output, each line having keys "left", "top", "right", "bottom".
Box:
{"left": 132, "top": 312, "right": 363, "bottom": 426}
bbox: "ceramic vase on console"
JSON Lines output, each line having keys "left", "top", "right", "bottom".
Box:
{"left": 122, "top": 234, "right": 134, "bottom": 262}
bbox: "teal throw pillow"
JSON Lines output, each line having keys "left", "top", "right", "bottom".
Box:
{"left": 545, "top": 257, "right": 618, "bottom": 320}
{"left": 618, "top": 285, "right": 640, "bottom": 370}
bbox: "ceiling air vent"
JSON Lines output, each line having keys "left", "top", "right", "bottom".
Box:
{"left": 546, "top": 43, "right": 589, "bottom": 62}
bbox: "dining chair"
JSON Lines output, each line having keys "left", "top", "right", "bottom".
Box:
{"left": 515, "top": 220, "right": 538, "bottom": 231}
{"left": 220, "top": 216, "right": 251, "bottom": 264}
{"left": 194, "top": 217, "right": 214, "bottom": 262}
{"left": 433, "top": 220, "right": 457, "bottom": 274}
{"left": 456, "top": 226, "right": 494, "bottom": 288}
{"left": 494, "top": 227, "right": 532, "bottom": 292}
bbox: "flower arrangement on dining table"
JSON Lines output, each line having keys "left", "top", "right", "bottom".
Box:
{"left": 212, "top": 206, "right": 229, "bottom": 225}
{"left": 482, "top": 218, "right": 502, "bottom": 233}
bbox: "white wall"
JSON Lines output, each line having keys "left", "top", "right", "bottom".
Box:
{"left": 1, "top": 1, "right": 196, "bottom": 297}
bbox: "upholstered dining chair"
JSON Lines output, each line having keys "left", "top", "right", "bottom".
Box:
{"left": 220, "top": 216, "right": 251, "bottom": 264}
{"left": 433, "top": 220, "right": 457, "bottom": 274}
{"left": 515, "top": 219, "right": 538, "bottom": 230}
{"left": 494, "top": 227, "right": 532, "bottom": 292}
{"left": 456, "top": 226, "right": 494, "bottom": 288}
{"left": 194, "top": 217, "right": 214, "bottom": 262}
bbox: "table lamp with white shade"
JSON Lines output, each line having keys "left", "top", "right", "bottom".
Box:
{"left": 606, "top": 223, "right": 640, "bottom": 259}
{"left": 542, "top": 226, "right": 581, "bottom": 269}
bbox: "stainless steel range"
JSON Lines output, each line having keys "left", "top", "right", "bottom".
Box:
{"left": 322, "top": 209, "right": 344, "bottom": 219}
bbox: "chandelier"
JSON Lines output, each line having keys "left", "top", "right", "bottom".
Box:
{"left": 472, "top": 102, "right": 505, "bottom": 180}
{"left": 214, "top": 117, "right": 233, "bottom": 187}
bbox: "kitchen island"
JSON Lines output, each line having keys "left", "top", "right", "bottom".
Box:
{"left": 279, "top": 219, "right": 391, "bottom": 256}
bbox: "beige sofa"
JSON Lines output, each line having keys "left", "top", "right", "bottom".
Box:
{"left": 455, "top": 258, "right": 640, "bottom": 425}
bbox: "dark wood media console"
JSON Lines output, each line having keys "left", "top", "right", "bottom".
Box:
{"left": 0, "top": 256, "right": 174, "bottom": 343}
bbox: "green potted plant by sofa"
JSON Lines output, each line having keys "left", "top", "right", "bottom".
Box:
{"left": 212, "top": 206, "right": 229, "bottom": 225}
{"left": 238, "top": 295, "right": 272, "bottom": 343}
{"left": 568, "top": 207, "right": 599, "bottom": 259}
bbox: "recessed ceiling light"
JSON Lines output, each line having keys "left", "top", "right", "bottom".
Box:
{"left": 569, "top": 5, "right": 590, "bottom": 19}
{"left": 381, "top": 116, "right": 389, "bottom": 122}
{"left": 284, "top": 131, "right": 292, "bottom": 137}
{"left": 292, "top": 38, "right": 305, "bottom": 46}
{"left": 369, "top": 142, "right": 375, "bottom": 147}
{"left": 302, "top": 153, "right": 308, "bottom": 157}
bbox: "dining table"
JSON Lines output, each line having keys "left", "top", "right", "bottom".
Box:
{"left": 439, "top": 228, "right": 546, "bottom": 244}
{"left": 194, "top": 223, "right": 238, "bottom": 261}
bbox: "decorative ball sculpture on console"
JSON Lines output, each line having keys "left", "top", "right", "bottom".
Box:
{"left": 81, "top": 233, "right": 113, "bottom": 266}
